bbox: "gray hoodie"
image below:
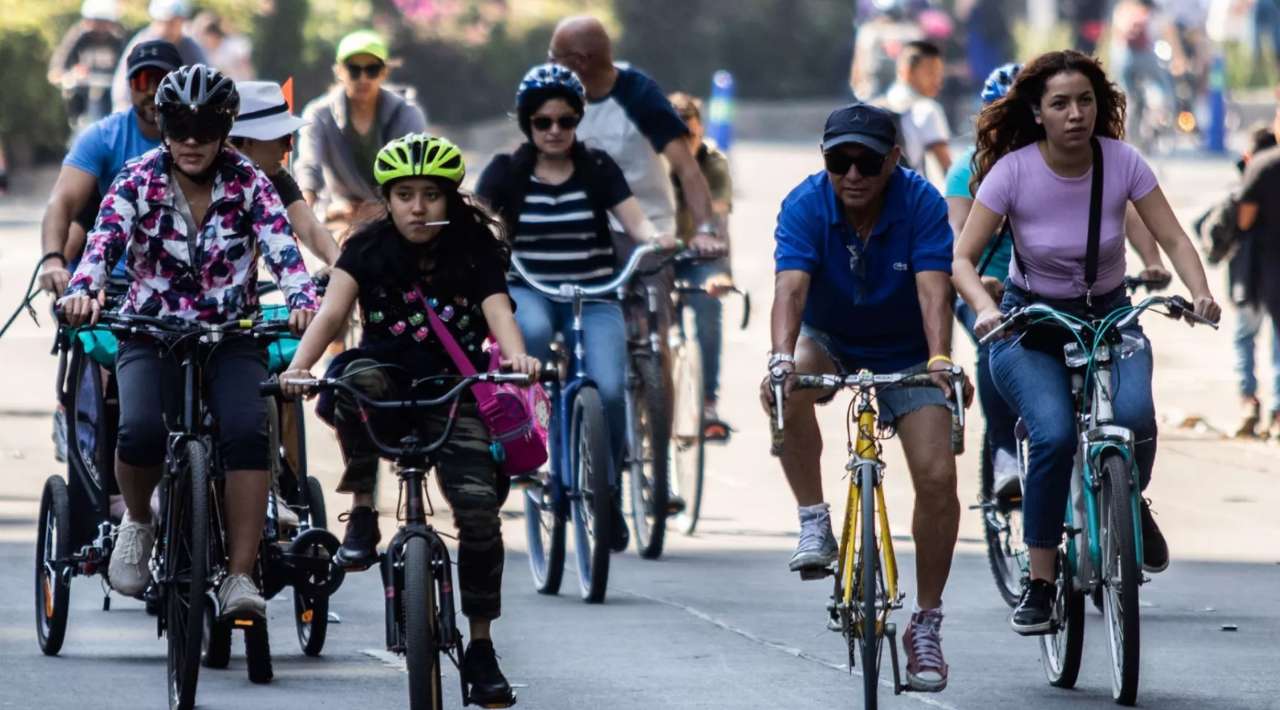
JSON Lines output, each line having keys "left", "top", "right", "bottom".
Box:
{"left": 295, "top": 85, "right": 427, "bottom": 205}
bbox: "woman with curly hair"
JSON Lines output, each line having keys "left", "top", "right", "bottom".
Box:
{"left": 950, "top": 50, "right": 1220, "bottom": 633}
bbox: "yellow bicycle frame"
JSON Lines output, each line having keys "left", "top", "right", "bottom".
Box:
{"left": 837, "top": 404, "right": 900, "bottom": 631}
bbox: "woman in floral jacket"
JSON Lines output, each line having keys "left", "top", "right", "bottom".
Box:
{"left": 61, "top": 65, "right": 317, "bottom": 620}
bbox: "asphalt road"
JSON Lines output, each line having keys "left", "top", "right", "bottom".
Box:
{"left": 0, "top": 143, "right": 1277, "bottom": 710}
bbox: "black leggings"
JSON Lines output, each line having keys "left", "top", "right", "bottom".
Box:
{"left": 115, "top": 337, "right": 269, "bottom": 471}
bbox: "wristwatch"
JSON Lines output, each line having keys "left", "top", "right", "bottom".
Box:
{"left": 768, "top": 352, "right": 795, "bottom": 379}
{"left": 696, "top": 221, "right": 719, "bottom": 238}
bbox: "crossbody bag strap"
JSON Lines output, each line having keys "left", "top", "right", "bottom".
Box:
{"left": 1084, "top": 136, "right": 1104, "bottom": 305}
{"left": 977, "top": 220, "right": 1011, "bottom": 277}
{"left": 416, "top": 286, "right": 498, "bottom": 401}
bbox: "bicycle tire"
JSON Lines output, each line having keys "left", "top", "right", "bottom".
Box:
{"left": 983, "top": 432, "right": 1027, "bottom": 608}
{"left": 570, "top": 387, "right": 612, "bottom": 603}
{"left": 201, "top": 603, "right": 231, "bottom": 669}
{"left": 1101, "top": 453, "right": 1141, "bottom": 705}
{"left": 524, "top": 479, "right": 566, "bottom": 595}
{"left": 294, "top": 476, "right": 331, "bottom": 656}
{"left": 403, "top": 537, "right": 444, "bottom": 710}
{"left": 167, "top": 440, "right": 210, "bottom": 710}
{"left": 35, "top": 475, "right": 72, "bottom": 656}
{"left": 859, "top": 464, "right": 880, "bottom": 710}
{"left": 628, "top": 355, "right": 671, "bottom": 559}
{"left": 244, "top": 617, "right": 274, "bottom": 684}
{"left": 671, "top": 337, "right": 705, "bottom": 536}
{"left": 1039, "top": 543, "right": 1084, "bottom": 688}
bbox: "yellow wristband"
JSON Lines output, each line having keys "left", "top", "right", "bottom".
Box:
{"left": 927, "top": 355, "right": 953, "bottom": 369}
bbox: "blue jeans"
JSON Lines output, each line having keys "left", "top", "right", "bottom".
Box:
{"left": 510, "top": 285, "right": 628, "bottom": 469}
{"left": 989, "top": 285, "right": 1157, "bottom": 549}
{"left": 954, "top": 297, "right": 1019, "bottom": 459}
{"left": 1234, "top": 301, "right": 1280, "bottom": 408}
{"left": 676, "top": 261, "right": 724, "bottom": 403}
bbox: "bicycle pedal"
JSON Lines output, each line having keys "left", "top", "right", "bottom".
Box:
{"left": 798, "top": 566, "right": 833, "bottom": 581}
{"left": 232, "top": 618, "right": 257, "bottom": 628}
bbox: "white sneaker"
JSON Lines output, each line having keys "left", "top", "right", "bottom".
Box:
{"left": 789, "top": 504, "right": 838, "bottom": 571}
{"left": 218, "top": 574, "right": 267, "bottom": 620}
{"left": 276, "top": 501, "right": 301, "bottom": 531}
{"left": 108, "top": 513, "right": 156, "bottom": 597}
{"left": 992, "top": 448, "right": 1022, "bottom": 499}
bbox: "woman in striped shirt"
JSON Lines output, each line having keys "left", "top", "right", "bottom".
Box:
{"left": 477, "top": 63, "right": 676, "bottom": 551}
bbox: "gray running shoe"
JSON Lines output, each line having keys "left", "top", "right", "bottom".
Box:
{"left": 218, "top": 573, "right": 267, "bottom": 620}
{"left": 789, "top": 504, "right": 838, "bottom": 571}
{"left": 108, "top": 514, "right": 155, "bottom": 597}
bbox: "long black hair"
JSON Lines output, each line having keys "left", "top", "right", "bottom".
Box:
{"left": 342, "top": 178, "right": 510, "bottom": 295}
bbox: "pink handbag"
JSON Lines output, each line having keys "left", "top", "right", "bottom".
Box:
{"left": 419, "top": 289, "right": 550, "bottom": 476}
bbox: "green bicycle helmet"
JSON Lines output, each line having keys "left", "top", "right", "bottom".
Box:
{"left": 373, "top": 133, "right": 465, "bottom": 189}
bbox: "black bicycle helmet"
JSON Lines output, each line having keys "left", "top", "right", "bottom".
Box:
{"left": 155, "top": 64, "right": 239, "bottom": 143}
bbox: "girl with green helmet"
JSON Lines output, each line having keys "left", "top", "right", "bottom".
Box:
{"left": 281, "top": 132, "right": 533, "bottom": 707}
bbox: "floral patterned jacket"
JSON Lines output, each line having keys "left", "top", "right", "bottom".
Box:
{"left": 65, "top": 146, "right": 318, "bottom": 321}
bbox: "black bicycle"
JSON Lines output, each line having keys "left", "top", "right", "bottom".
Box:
{"left": 263, "top": 370, "right": 538, "bottom": 709}
{"left": 75, "top": 311, "right": 294, "bottom": 710}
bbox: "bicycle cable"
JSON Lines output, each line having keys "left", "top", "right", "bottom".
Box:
{"left": 0, "top": 259, "right": 46, "bottom": 340}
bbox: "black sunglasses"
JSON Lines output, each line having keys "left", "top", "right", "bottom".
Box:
{"left": 345, "top": 62, "right": 385, "bottom": 79}
{"left": 823, "top": 149, "right": 888, "bottom": 178}
{"left": 161, "top": 108, "right": 233, "bottom": 144}
{"left": 531, "top": 115, "right": 580, "bottom": 132}
{"left": 230, "top": 134, "right": 293, "bottom": 150}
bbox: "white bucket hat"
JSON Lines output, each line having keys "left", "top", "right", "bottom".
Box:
{"left": 229, "top": 81, "right": 309, "bottom": 141}
{"left": 82, "top": 0, "right": 120, "bottom": 21}
{"left": 149, "top": 0, "right": 191, "bottom": 21}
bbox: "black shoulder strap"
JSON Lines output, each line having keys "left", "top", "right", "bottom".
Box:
{"left": 1084, "top": 137, "right": 1104, "bottom": 301}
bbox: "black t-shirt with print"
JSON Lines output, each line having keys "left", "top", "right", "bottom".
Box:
{"left": 335, "top": 241, "right": 510, "bottom": 379}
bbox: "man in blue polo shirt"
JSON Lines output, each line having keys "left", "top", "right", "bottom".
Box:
{"left": 38, "top": 39, "right": 179, "bottom": 295}
{"left": 761, "top": 103, "right": 965, "bottom": 694}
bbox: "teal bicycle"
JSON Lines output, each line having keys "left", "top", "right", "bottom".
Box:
{"left": 980, "top": 289, "right": 1215, "bottom": 706}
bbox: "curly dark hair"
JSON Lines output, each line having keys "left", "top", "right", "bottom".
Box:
{"left": 970, "top": 50, "right": 1126, "bottom": 194}
{"left": 343, "top": 179, "right": 511, "bottom": 296}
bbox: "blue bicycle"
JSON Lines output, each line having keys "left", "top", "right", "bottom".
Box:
{"left": 980, "top": 288, "right": 1215, "bottom": 705}
{"left": 511, "top": 244, "right": 663, "bottom": 603}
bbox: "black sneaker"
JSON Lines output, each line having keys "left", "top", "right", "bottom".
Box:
{"left": 609, "top": 498, "right": 630, "bottom": 553}
{"left": 1140, "top": 499, "right": 1169, "bottom": 573}
{"left": 1010, "top": 579, "right": 1055, "bottom": 635}
{"left": 335, "top": 507, "right": 381, "bottom": 569}
{"left": 462, "top": 639, "right": 516, "bottom": 708}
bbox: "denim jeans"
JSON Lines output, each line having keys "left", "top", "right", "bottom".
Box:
{"left": 510, "top": 285, "right": 628, "bottom": 472}
{"left": 1233, "top": 301, "right": 1280, "bottom": 409}
{"left": 989, "top": 285, "right": 1157, "bottom": 549}
{"left": 676, "top": 261, "right": 725, "bottom": 403}
{"left": 954, "top": 297, "right": 1019, "bottom": 458}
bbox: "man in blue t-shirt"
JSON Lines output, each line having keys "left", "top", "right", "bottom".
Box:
{"left": 38, "top": 40, "right": 179, "bottom": 295}
{"left": 762, "top": 103, "right": 968, "bottom": 694}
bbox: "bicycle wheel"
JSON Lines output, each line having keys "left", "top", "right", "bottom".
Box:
{"left": 569, "top": 387, "right": 612, "bottom": 603}
{"left": 244, "top": 618, "right": 274, "bottom": 684}
{"left": 627, "top": 356, "right": 671, "bottom": 559}
{"left": 857, "top": 465, "right": 881, "bottom": 710}
{"left": 167, "top": 440, "right": 210, "bottom": 710}
{"left": 1039, "top": 543, "right": 1084, "bottom": 688}
{"left": 201, "top": 603, "right": 231, "bottom": 669}
{"left": 523, "top": 477, "right": 566, "bottom": 595}
{"left": 35, "top": 475, "right": 72, "bottom": 656}
{"left": 1100, "top": 453, "right": 1141, "bottom": 705}
{"left": 984, "top": 434, "right": 1027, "bottom": 608}
{"left": 294, "top": 476, "right": 332, "bottom": 656}
{"left": 671, "top": 337, "right": 705, "bottom": 536}
{"left": 403, "top": 537, "right": 444, "bottom": 710}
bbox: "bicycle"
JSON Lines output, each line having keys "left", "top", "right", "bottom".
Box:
{"left": 771, "top": 367, "right": 966, "bottom": 710}
{"left": 262, "top": 370, "right": 536, "bottom": 710}
{"left": 72, "top": 311, "right": 296, "bottom": 709}
{"left": 509, "top": 244, "right": 665, "bottom": 601}
{"left": 668, "top": 275, "right": 750, "bottom": 536}
{"left": 979, "top": 288, "right": 1216, "bottom": 705}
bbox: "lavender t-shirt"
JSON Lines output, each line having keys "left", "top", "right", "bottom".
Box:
{"left": 974, "top": 137, "right": 1158, "bottom": 299}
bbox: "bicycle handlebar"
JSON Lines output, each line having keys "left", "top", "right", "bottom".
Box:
{"left": 511, "top": 243, "right": 690, "bottom": 301}
{"left": 979, "top": 293, "right": 1218, "bottom": 346}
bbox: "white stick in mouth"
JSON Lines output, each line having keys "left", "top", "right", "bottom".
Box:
{"left": 420, "top": 220, "right": 450, "bottom": 226}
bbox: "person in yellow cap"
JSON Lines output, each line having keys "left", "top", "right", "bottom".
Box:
{"left": 295, "top": 29, "right": 427, "bottom": 226}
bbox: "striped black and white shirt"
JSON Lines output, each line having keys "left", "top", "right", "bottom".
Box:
{"left": 511, "top": 169, "right": 631, "bottom": 286}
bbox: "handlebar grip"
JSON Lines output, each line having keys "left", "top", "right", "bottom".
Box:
{"left": 739, "top": 290, "right": 751, "bottom": 330}
{"left": 259, "top": 380, "right": 283, "bottom": 397}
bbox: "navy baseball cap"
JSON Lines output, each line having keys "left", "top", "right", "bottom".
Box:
{"left": 127, "top": 40, "right": 182, "bottom": 79}
{"left": 822, "top": 103, "right": 897, "bottom": 155}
